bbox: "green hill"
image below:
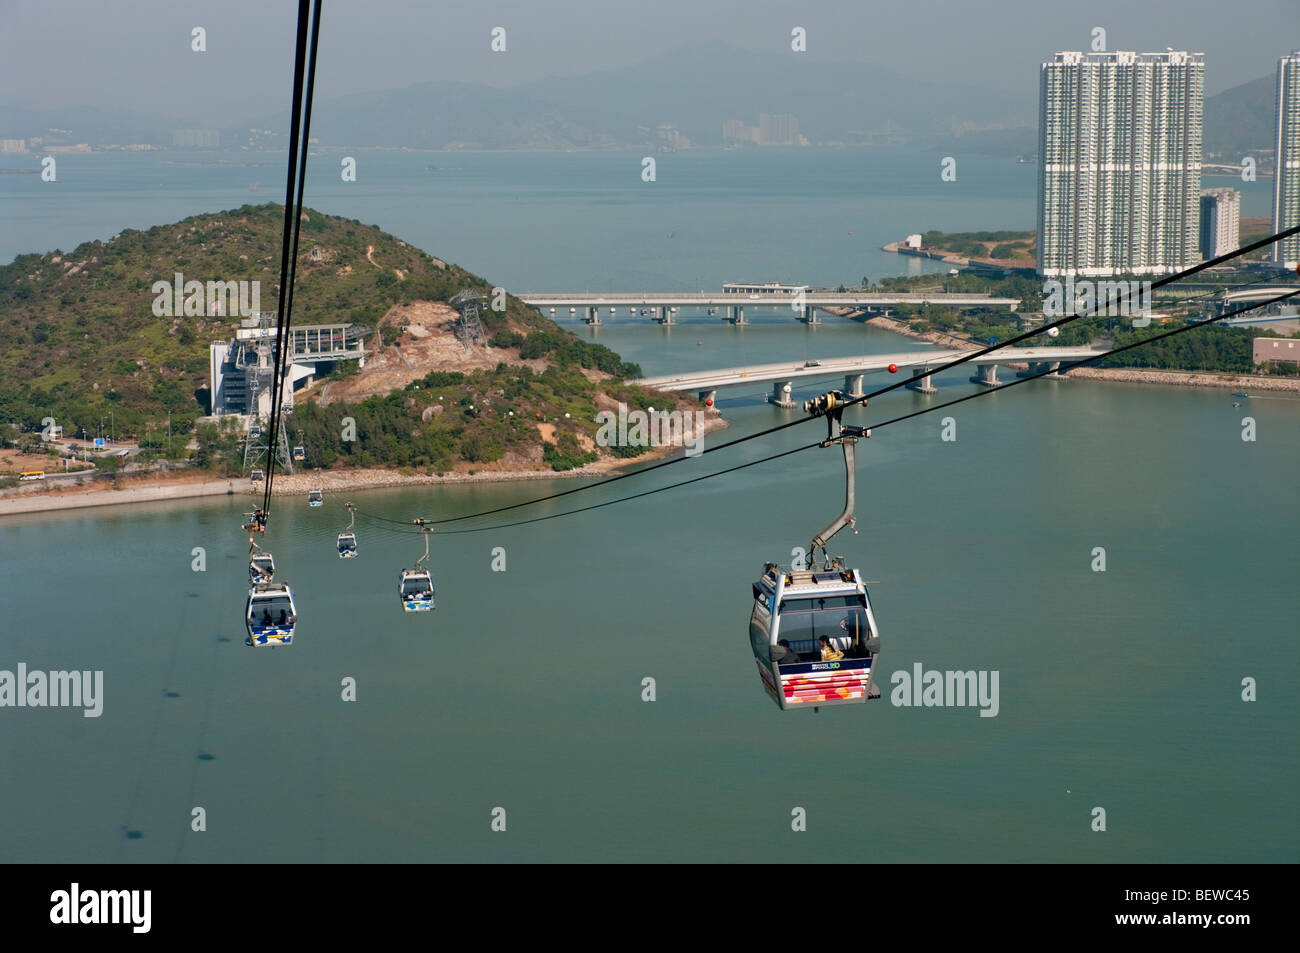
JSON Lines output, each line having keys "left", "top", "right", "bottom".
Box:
{"left": 0, "top": 205, "right": 684, "bottom": 474}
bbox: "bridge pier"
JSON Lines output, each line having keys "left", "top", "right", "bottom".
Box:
{"left": 799, "top": 306, "right": 820, "bottom": 325}
{"left": 1017, "top": 360, "right": 1066, "bottom": 379}
{"left": 771, "top": 381, "right": 796, "bottom": 408}
{"left": 844, "top": 374, "right": 865, "bottom": 398}
{"left": 906, "top": 366, "right": 936, "bottom": 394}
{"left": 727, "top": 305, "right": 746, "bottom": 325}
{"left": 970, "top": 363, "right": 999, "bottom": 387}
{"left": 655, "top": 306, "right": 674, "bottom": 326}
{"left": 583, "top": 306, "right": 602, "bottom": 326}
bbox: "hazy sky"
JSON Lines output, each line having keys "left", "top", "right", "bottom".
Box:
{"left": 5, "top": 0, "right": 1296, "bottom": 118}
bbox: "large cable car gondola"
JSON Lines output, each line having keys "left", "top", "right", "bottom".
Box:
{"left": 308, "top": 488, "right": 323, "bottom": 507}
{"left": 246, "top": 581, "right": 298, "bottom": 647}
{"left": 749, "top": 391, "right": 881, "bottom": 711}
{"left": 337, "top": 502, "right": 357, "bottom": 558}
{"left": 399, "top": 521, "right": 435, "bottom": 611}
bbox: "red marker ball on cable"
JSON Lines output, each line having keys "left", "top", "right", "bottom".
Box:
{"left": 888, "top": 363, "right": 898, "bottom": 373}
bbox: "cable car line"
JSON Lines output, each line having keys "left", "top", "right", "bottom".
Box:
{"left": 351, "top": 229, "right": 1299, "bottom": 531}
{"left": 237, "top": 0, "right": 321, "bottom": 650}
{"left": 255, "top": 0, "right": 322, "bottom": 529}
{"left": 352, "top": 286, "right": 1300, "bottom": 538}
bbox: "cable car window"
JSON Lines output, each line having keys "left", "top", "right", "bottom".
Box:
{"left": 777, "top": 599, "right": 870, "bottom": 654}
{"left": 780, "top": 596, "right": 858, "bottom": 611}
{"left": 402, "top": 577, "right": 432, "bottom": 596}
{"left": 749, "top": 597, "right": 771, "bottom": 658}
{"left": 249, "top": 596, "right": 294, "bottom": 619}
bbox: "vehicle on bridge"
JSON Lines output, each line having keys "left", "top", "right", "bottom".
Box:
{"left": 749, "top": 390, "right": 881, "bottom": 710}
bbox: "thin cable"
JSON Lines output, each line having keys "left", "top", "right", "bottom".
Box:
{"left": 263, "top": 0, "right": 322, "bottom": 519}
{"left": 369, "top": 443, "right": 819, "bottom": 536}
{"left": 359, "top": 287, "right": 1299, "bottom": 537}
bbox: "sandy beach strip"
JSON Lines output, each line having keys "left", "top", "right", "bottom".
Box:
{"left": 1, "top": 415, "right": 731, "bottom": 517}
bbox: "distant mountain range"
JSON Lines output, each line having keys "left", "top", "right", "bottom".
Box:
{"left": 227, "top": 44, "right": 1037, "bottom": 151}
{"left": 1203, "top": 75, "right": 1276, "bottom": 160}
{"left": 0, "top": 47, "right": 1282, "bottom": 157}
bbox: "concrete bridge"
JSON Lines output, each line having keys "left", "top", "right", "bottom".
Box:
{"left": 638, "top": 347, "right": 1104, "bottom": 407}
{"left": 1221, "top": 286, "right": 1298, "bottom": 306}
{"left": 517, "top": 291, "right": 1020, "bottom": 325}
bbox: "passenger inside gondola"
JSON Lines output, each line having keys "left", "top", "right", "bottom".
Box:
{"left": 777, "top": 595, "right": 872, "bottom": 660}
{"left": 771, "top": 639, "right": 800, "bottom": 665}
{"left": 251, "top": 594, "right": 296, "bottom": 630}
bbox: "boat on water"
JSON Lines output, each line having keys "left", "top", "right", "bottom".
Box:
{"left": 1232, "top": 392, "right": 1249, "bottom": 398}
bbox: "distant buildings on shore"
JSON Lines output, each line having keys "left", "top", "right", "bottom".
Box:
{"left": 172, "top": 129, "right": 220, "bottom": 148}
{"left": 1036, "top": 51, "right": 1204, "bottom": 278}
{"left": 1272, "top": 51, "right": 1300, "bottom": 269}
{"left": 724, "top": 114, "right": 806, "bottom": 147}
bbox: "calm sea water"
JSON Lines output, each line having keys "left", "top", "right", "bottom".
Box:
{"left": 0, "top": 151, "right": 1296, "bottom": 863}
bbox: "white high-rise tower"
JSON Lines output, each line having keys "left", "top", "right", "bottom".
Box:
{"left": 1037, "top": 51, "right": 1204, "bottom": 278}
{"left": 1272, "top": 51, "right": 1300, "bottom": 270}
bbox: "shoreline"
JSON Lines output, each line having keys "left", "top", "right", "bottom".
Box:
{"left": 0, "top": 415, "right": 730, "bottom": 517}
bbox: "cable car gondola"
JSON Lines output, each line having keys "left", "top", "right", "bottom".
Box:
{"left": 246, "top": 581, "right": 297, "bottom": 647}
{"left": 249, "top": 550, "right": 275, "bottom": 584}
{"left": 308, "top": 488, "right": 323, "bottom": 507}
{"left": 337, "top": 502, "right": 358, "bottom": 558}
{"left": 292, "top": 434, "right": 306, "bottom": 462}
{"left": 250, "top": 468, "right": 264, "bottom": 484}
{"left": 399, "top": 521, "right": 435, "bottom": 611}
{"left": 749, "top": 391, "right": 881, "bottom": 711}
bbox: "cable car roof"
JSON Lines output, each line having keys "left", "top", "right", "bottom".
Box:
{"left": 250, "top": 581, "right": 293, "bottom": 595}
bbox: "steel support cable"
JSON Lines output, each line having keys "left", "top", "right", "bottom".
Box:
{"left": 262, "top": 0, "right": 322, "bottom": 520}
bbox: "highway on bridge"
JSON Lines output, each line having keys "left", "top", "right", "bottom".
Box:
{"left": 638, "top": 346, "right": 1105, "bottom": 405}
{"left": 518, "top": 291, "right": 1021, "bottom": 310}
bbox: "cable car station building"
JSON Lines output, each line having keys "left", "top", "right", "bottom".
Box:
{"left": 208, "top": 314, "right": 368, "bottom": 420}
